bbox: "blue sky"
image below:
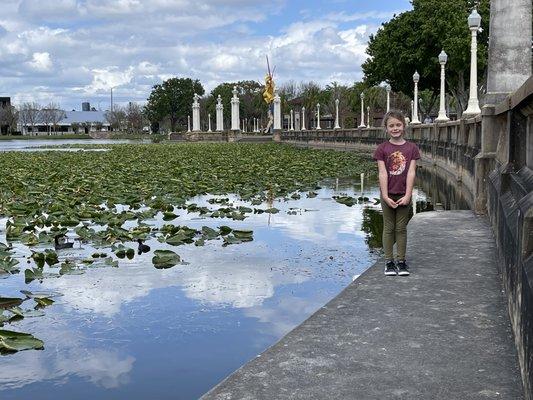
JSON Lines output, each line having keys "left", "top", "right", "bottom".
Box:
{"left": 0, "top": 0, "right": 412, "bottom": 110}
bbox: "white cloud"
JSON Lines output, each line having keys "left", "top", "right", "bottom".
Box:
{"left": 27, "top": 52, "right": 53, "bottom": 71}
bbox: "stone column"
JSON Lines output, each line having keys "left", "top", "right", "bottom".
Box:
{"left": 289, "top": 109, "right": 294, "bottom": 131}
{"left": 412, "top": 71, "right": 421, "bottom": 124}
{"left": 463, "top": 10, "right": 482, "bottom": 117}
{"left": 436, "top": 50, "right": 450, "bottom": 122}
{"left": 358, "top": 93, "right": 366, "bottom": 128}
{"left": 187, "top": 115, "right": 191, "bottom": 132}
{"left": 316, "top": 103, "right": 321, "bottom": 130}
{"left": 301, "top": 107, "right": 306, "bottom": 131}
{"left": 216, "top": 95, "right": 223, "bottom": 131}
{"left": 207, "top": 113, "right": 212, "bottom": 132}
{"left": 410, "top": 101, "right": 414, "bottom": 124}
{"left": 273, "top": 92, "right": 281, "bottom": 130}
{"left": 334, "top": 99, "right": 341, "bottom": 129}
{"left": 367, "top": 106, "right": 371, "bottom": 128}
{"left": 231, "top": 86, "right": 240, "bottom": 131}
{"left": 192, "top": 93, "right": 200, "bottom": 131}
{"left": 486, "top": 0, "right": 532, "bottom": 104}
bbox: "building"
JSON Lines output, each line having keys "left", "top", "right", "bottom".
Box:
{"left": 19, "top": 110, "right": 111, "bottom": 135}
{"left": 0, "top": 97, "right": 11, "bottom": 134}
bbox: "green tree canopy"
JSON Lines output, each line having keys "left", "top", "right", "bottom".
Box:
{"left": 145, "top": 77, "right": 204, "bottom": 132}
{"left": 362, "top": 0, "right": 489, "bottom": 116}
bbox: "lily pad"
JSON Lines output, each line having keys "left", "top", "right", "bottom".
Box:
{"left": 152, "top": 250, "right": 181, "bottom": 269}
{"left": 0, "top": 329, "right": 44, "bottom": 353}
{"left": 0, "top": 297, "right": 24, "bottom": 309}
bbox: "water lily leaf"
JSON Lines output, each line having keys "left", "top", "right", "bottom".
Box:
{"left": 8, "top": 306, "right": 24, "bottom": 317}
{"left": 34, "top": 297, "right": 54, "bottom": 309}
{"left": 152, "top": 250, "right": 181, "bottom": 269}
{"left": 162, "top": 212, "right": 178, "bottom": 221}
{"left": 0, "top": 258, "right": 20, "bottom": 274}
{"left": 0, "top": 329, "right": 44, "bottom": 353}
{"left": 0, "top": 298, "right": 24, "bottom": 309}
{"left": 222, "top": 235, "right": 242, "bottom": 246}
{"left": 201, "top": 226, "right": 219, "bottom": 240}
{"left": 20, "top": 290, "right": 63, "bottom": 299}
{"left": 233, "top": 230, "right": 253, "bottom": 241}
{"left": 264, "top": 207, "right": 279, "bottom": 214}
{"left": 218, "top": 226, "right": 232, "bottom": 236}
{"left": 194, "top": 238, "right": 205, "bottom": 246}
{"left": 25, "top": 268, "right": 44, "bottom": 283}
{"left": 307, "top": 191, "right": 318, "bottom": 198}
{"left": 333, "top": 196, "right": 357, "bottom": 207}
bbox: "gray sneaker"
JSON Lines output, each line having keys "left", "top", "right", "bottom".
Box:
{"left": 384, "top": 260, "right": 397, "bottom": 276}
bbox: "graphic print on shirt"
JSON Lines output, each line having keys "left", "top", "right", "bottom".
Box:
{"left": 388, "top": 150, "right": 406, "bottom": 176}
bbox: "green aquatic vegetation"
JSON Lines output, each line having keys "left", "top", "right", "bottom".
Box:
{"left": 152, "top": 250, "right": 181, "bottom": 269}
{"left": 0, "top": 329, "right": 44, "bottom": 353}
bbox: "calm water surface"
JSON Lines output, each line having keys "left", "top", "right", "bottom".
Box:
{"left": 0, "top": 139, "right": 147, "bottom": 151}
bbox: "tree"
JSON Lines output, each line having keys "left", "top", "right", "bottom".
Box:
{"left": 71, "top": 122, "right": 80, "bottom": 134}
{"left": 105, "top": 105, "right": 127, "bottom": 131}
{"left": 125, "top": 102, "right": 145, "bottom": 133}
{"left": 18, "top": 102, "right": 41, "bottom": 135}
{"left": 42, "top": 103, "right": 66, "bottom": 134}
{"left": 362, "top": 0, "right": 489, "bottom": 116}
{"left": 144, "top": 77, "right": 204, "bottom": 132}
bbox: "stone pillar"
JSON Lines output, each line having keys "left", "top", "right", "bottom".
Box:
{"left": 358, "top": 93, "right": 365, "bottom": 128}
{"left": 207, "top": 113, "right": 212, "bottom": 132}
{"left": 334, "top": 99, "right": 341, "bottom": 129}
{"left": 486, "top": 0, "right": 531, "bottom": 104}
{"left": 412, "top": 71, "right": 421, "bottom": 124}
{"left": 463, "top": 10, "right": 482, "bottom": 117}
{"left": 289, "top": 109, "right": 294, "bottom": 131}
{"left": 436, "top": 50, "right": 450, "bottom": 122}
{"left": 316, "top": 103, "right": 321, "bottom": 130}
{"left": 187, "top": 115, "right": 191, "bottom": 132}
{"left": 192, "top": 93, "right": 200, "bottom": 131}
{"left": 410, "top": 101, "right": 414, "bottom": 124}
{"left": 231, "top": 86, "right": 240, "bottom": 131}
{"left": 216, "top": 95, "right": 223, "bottom": 131}
{"left": 273, "top": 92, "right": 281, "bottom": 130}
{"left": 301, "top": 107, "right": 306, "bottom": 130}
{"left": 367, "top": 106, "right": 371, "bottom": 128}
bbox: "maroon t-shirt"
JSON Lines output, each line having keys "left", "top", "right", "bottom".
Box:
{"left": 373, "top": 140, "right": 420, "bottom": 195}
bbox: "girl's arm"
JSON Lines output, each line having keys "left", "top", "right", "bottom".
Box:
{"left": 397, "top": 160, "right": 417, "bottom": 206}
{"left": 378, "top": 160, "right": 398, "bottom": 208}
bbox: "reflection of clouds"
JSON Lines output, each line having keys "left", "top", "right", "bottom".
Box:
{"left": 0, "top": 318, "right": 134, "bottom": 391}
{"left": 56, "top": 349, "right": 134, "bottom": 389}
{"left": 243, "top": 295, "right": 329, "bottom": 337}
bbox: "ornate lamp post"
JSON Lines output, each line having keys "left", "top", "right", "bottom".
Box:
{"left": 192, "top": 93, "right": 200, "bottom": 131}
{"left": 385, "top": 83, "right": 391, "bottom": 112}
{"left": 435, "top": 50, "right": 450, "bottom": 122}
{"left": 463, "top": 9, "right": 482, "bottom": 116}
{"left": 411, "top": 71, "right": 421, "bottom": 124}
{"left": 231, "top": 86, "right": 240, "bottom": 131}
{"left": 334, "top": 99, "right": 341, "bottom": 129}
{"left": 358, "top": 92, "right": 366, "bottom": 128}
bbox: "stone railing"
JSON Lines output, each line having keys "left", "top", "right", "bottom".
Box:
{"left": 280, "top": 76, "right": 533, "bottom": 398}
{"left": 280, "top": 117, "right": 481, "bottom": 207}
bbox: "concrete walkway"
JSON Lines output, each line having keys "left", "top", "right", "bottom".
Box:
{"left": 201, "top": 211, "right": 524, "bottom": 400}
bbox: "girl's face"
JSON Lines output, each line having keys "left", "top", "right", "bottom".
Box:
{"left": 386, "top": 117, "right": 404, "bottom": 139}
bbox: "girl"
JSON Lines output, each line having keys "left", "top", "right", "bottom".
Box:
{"left": 373, "top": 110, "right": 420, "bottom": 276}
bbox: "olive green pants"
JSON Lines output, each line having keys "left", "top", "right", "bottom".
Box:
{"left": 381, "top": 194, "right": 410, "bottom": 260}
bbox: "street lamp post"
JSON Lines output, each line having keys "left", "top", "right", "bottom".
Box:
{"left": 411, "top": 71, "right": 421, "bottom": 124}
{"left": 436, "top": 50, "right": 450, "bottom": 122}
{"left": 463, "top": 9, "right": 482, "bottom": 117}
{"left": 385, "top": 83, "right": 391, "bottom": 112}
{"left": 358, "top": 92, "right": 366, "bottom": 128}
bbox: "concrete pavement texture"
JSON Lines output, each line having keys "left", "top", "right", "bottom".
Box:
{"left": 201, "top": 211, "right": 524, "bottom": 400}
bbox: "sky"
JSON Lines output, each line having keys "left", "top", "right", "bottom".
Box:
{"left": 0, "top": 0, "right": 412, "bottom": 110}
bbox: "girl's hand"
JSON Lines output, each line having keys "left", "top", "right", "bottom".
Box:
{"left": 396, "top": 195, "right": 411, "bottom": 206}
{"left": 385, "top": 197, "right": 399, "bottom": 208}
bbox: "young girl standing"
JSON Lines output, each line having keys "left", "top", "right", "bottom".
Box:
{"left": 373, "top": 110, "right": 420, "bottom": 276}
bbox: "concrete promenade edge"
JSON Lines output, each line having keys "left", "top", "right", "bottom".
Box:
{"left": 201, "top": 211, "right": 524, "bottom": 400}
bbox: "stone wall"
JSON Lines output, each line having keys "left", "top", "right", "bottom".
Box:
{"left": 280, "top": 76, "right": 533, "bottom": 397}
